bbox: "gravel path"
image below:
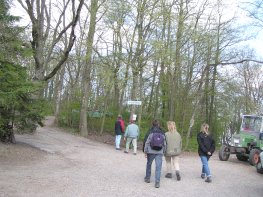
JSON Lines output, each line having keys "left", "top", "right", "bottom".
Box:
{"left": 0, "top": 116, "right": 262, "bottom": 197}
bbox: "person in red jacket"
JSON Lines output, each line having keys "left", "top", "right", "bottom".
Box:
{"left": 115, "top": 115, "right": 125, "bottom": 150}
{"left": 120, "top": 117, "right": 125, "bottom": 133}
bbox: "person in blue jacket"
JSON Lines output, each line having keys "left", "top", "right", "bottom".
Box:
{"left": 123, "top": 119, "right": 139, "bottom": 155}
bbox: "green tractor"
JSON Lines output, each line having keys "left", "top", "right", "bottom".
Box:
{"left": 219, "top": 115, "right": 263, "bottom": 165}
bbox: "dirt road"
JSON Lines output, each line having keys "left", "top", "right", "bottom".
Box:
{"left": 0, "top": 116, "right": 262, "bottom": 197}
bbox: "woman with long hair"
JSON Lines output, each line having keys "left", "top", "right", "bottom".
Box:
{"left": 164, "top": 121, "right": 182, "bottom": 181}
{"left": 197, "top": 123, "right": 215, "bottom": 183}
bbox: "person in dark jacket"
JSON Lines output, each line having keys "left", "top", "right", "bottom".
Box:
{"left": 197, "top": 123, "right": 215, "bottom": 183}
{"left": 143, "top": 120, "right": 166, "bottom": 188}
{"left": 115, "top": 115, "right": 124, "bottom": 150}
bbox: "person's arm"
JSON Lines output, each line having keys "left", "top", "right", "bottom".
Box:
{"left": 143, "top": 131, "right": 151, "bottom": 153}
{"left": 163, "top": 133, "right": 167, "bottom": 154}
{"left": 124, "top": 125, "right": 129, "bottom": 138}
{"left": 210, "top": 137, "right": 216, "bottom": 154}
{"left": 144, "top": 133, "right": 152, "bottom": 152}
{"left": 121, "top": 120, "right": 125, "bottom": 132}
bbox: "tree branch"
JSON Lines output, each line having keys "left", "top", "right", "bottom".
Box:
{"left": 44, "top": 0, "right": 85, "bottom": 81}
{"left": 209, "top": 59, "right": 263, "bottom": 66}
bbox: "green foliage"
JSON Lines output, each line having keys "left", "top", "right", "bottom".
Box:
{"left": 87, "top": 116, "right": 114, "bottom": 134}
{"left": 60, "top": 111, "right": 80, "bottom": 129}
{"left": 0, "top": 0, "right": 44, "bottom": 141}
{"left": 0, "top": 62, "right": 44, "bottom": 134}
{"left": 137, "top": 119, "right": 153, "bottom": 141}
{"left": 57, "top": 101, "right": 81, "bottom": 128}
{"left": 40, "top": 99, "right": 54, "bottom": 116}
{"left": 183, "top": 136, "right": 199, "bottom": 152}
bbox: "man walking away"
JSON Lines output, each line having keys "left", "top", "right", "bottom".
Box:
{"left": 124, "top": 120, "right": 139, "bottom": 155}
{"left": 143, "top": 120, "right": 166, "bottom": 188}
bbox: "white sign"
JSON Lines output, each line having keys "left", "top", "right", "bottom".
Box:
{"left": 132, "top": 114, "right": 137, "bottom": 121}
{"left": 127, "top": 100, "right": 142, "bottom": 105}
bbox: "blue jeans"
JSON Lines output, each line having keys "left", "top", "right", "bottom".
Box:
{"left": 115, "top": 135, "right": 122, "bottom": 149}
{"left": 145, "top": 154, "right": 163, "bottom": 183}
{"left": 200, "top": 156, "right": 211, "bottom": 177}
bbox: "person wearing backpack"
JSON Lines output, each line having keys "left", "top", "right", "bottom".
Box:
{"left": 164, "top": 121, "right": 182, "bottom": 181}
{"left": 143, "top": 120, "right": 166, "bottom": 188}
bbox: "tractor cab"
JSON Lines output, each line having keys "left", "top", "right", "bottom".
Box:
{"left": 240, "top": 115, "right": 263, "bottom": 136}
{"left": 219, "top": 115, "right": 263, "bottom": 166}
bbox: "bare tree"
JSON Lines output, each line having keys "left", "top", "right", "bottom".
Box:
{"left": 243, "top": 0, "right": 263, "bottom": 28}
{"left": 17, "top": 0, "right": 84, "bottom": 91}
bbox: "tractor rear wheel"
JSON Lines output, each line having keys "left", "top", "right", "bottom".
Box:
{"left": 249, "top": 149, "right": 260, "bottom": 166}
{"left": 219, "top": 144, "right": 230, "bottom": 161}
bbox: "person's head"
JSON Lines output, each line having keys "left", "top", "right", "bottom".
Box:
{"left": 130, "top": 119, "right": 135, "bottom": 124}
{"left": 117, "top": 115, "right": 122, "bottom": 120}
{"left": 167, "top": 121, "right": 177, "bottom": 132}
{"left": 201, "top": 123, "right": 209, "bottom": 134}
{"left": 152, "top": 120, "right": 160, "bottom": 127}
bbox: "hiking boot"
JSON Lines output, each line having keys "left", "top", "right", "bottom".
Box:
{"left": 165, "top": 173, "right": 172, "bottom": 178}
{"left": 124, "top": 151, "right": 128, "bottom": 153}
{"left": 205, "top": 176, "right": 212, "bottom": 183}
{"left": 176, "top": 172, "right": 181, "bottom": 181}
{"left": 116, "top": 148, "right": 121, "bottom": 150}
{"left": 155, "top": 182, "right": 160, "bottom": 188}
{"left": 144, "top": 178, "right": 150, "bottom": 183}
{"left": 201, "top": 173, "right": 206, "bottom": 179}
{"left": 133, "top": 153, "right": 137, "bottom": 155}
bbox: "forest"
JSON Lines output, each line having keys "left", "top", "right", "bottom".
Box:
{"left": 0, "top": 0, "right": 263, "bottom": 150}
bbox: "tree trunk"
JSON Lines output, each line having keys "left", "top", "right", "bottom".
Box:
{"left": 169, "top": 0, "right": 184, "bottom": 121}
{"left": 54, "top": 66, "right": 65, "bottom": 125}
{"left": 79, "top": 0, "right": 98, "bottom": 137}
{"left": 184, "top": 65, "right": 208, "bottom": 150}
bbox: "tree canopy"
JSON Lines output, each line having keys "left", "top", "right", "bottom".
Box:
{"left": 2, "top": 0, "right": 263, "bottom": 149}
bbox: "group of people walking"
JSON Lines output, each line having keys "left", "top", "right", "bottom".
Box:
{"left": 114, "top": 115, "right": 140, "bottom": 154}
{"left": 114, "top": 115, "right": 215, "bottom": 188}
